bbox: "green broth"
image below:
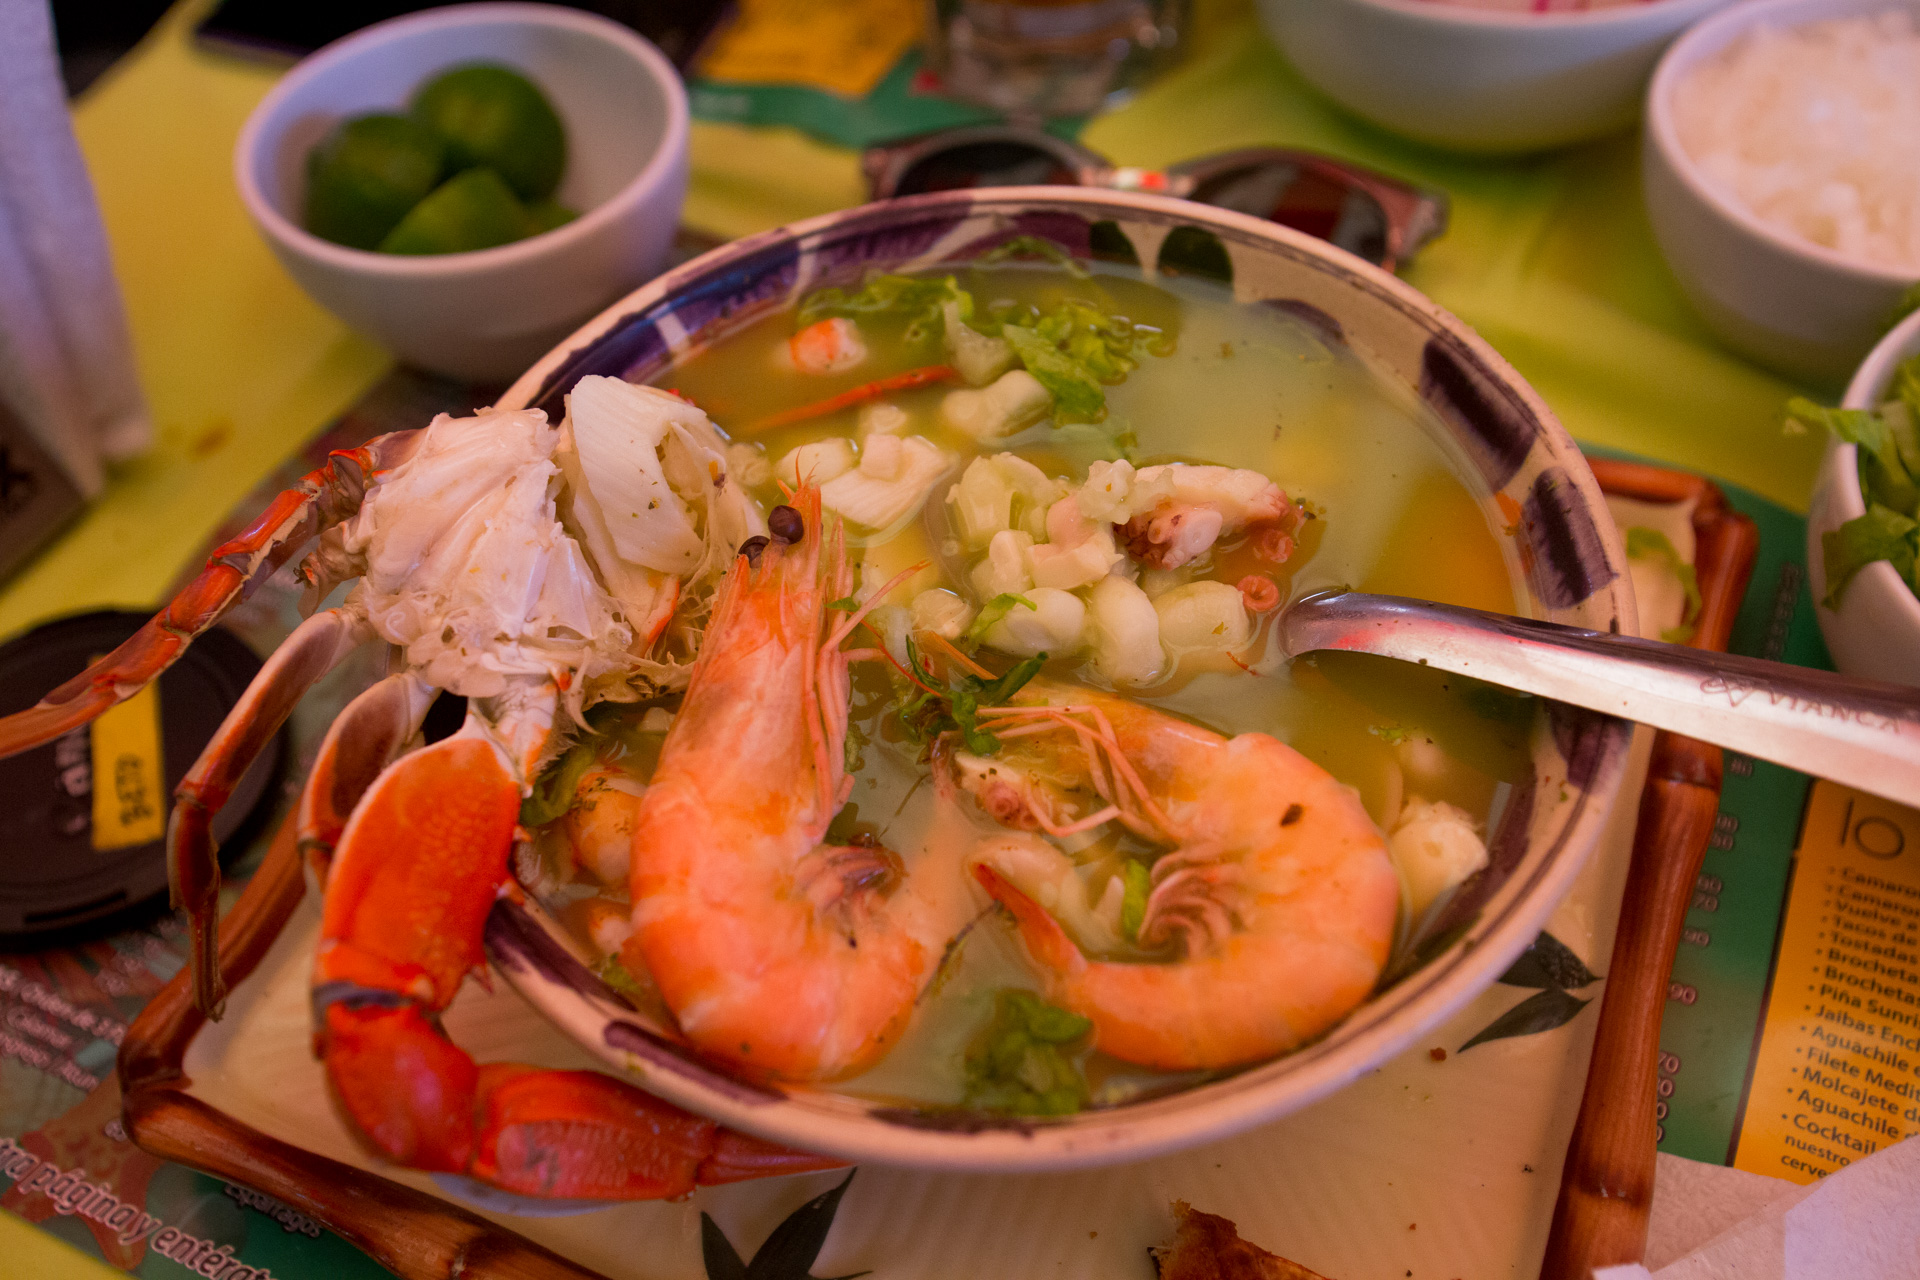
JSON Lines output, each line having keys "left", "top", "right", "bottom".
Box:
{"left": 544, "top": 262, "right": 1533, "bottom": 1110}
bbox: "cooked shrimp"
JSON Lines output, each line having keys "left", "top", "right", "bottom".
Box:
{"left": 563, "top": 767, "right": 645, "bottom": 885}
{"left": 955, "top": 682, "right": 1398, "bottom": 1071}
{"left": 787, "top": 317, "right": 867, "bottom": 374}
{"left": 623, "top": 491, "right": 936, "bottom": 1080}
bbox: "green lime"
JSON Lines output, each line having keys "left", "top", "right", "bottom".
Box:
{"left": 526, "top": 199, "right": 579, "bottom": 235}
{"left": 303, "top": 113, "right": 447, "bottom": 250}
{"left": 410, "top": 64, "right": 567, "bottom": 202}
{"left": 377, "top": 167, "right": 532, "bottom": 255}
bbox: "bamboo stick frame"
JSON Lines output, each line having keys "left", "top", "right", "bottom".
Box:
{"left": 1539, "top": 456, "right": 1762, "bottom": 1277}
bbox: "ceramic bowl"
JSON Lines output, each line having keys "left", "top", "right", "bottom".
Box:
{"left": 1807, "top": 308, "right": 1920, "bottom": 686}
{"left": 1644, "top": 0, "right": 1920, "bottom": 384}
{"left": 1258, "top": 0, "right": 1731, "bottom": 154}
{"left": 235, "top": 3, "right": 689, "bottom": 382}
{"left": 489, "top": 189, "right": 1636, "bottom": 1172}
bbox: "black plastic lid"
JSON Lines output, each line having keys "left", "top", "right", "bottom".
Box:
{"left": 0, "top": 610, "right": 283, "bottom": 946}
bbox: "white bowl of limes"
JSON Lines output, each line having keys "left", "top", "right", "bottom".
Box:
{"left": 236, "top": 2, "right": 689, "bottom": 382}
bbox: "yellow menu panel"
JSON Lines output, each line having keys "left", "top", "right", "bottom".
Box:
{"left": 697, "top": 0, "right": 923, "bottom": 98}
{"left": 88, "top": 682, "right": 166, "bottom": 850}
{"left": 1733, "top": 780, "right": 1920, "bottom": 1184}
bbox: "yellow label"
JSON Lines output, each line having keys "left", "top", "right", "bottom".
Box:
{"left": 89, "top": 681, "right": 166, "bottom": 850}
{"left": 696, "top": 0, "right": 922, "bottom": 98}
{"left": 1732, "top": 780, "right": 1920, "bottom": 1184}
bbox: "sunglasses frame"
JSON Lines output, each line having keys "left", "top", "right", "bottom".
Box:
{"left": 862, "top": 125, "right": 1449, "bottom": 273}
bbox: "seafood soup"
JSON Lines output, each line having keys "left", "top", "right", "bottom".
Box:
{"left": 524, "top": 249, "right": 1536, "bottom": 1116}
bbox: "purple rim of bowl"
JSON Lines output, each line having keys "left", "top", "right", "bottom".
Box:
{"left": 489, "top": 188, "right": 1636, "bottom": 1173}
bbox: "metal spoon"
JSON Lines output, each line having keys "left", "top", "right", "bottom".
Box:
{"left": 1279, "top": 590, "right": 1920, "bottom": 808}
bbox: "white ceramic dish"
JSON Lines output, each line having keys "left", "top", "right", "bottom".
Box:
{"left": 1643, "top": 0, "right": 1920, "bottom": 384}
{"left": 1258, "top": 0, "right": 1731, "bottom": 154}
{"left": 1807, "top": 307, "right": 1920, "bottom": 686}
{"left": 234, "top": 2, "right": 689, "bottom": 382}
{"left": 485, "top": 188, "right": 1637, "bottom": 1173}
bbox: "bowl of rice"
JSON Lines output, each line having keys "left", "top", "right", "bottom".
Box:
{"left": 1644, "top": 0, "right": 1920, "bottom": 383}
{"left": 1258, "top": 0, "right": 1733, "bottom": 154}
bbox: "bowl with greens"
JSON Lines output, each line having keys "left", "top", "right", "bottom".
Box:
{"left": 236, "top": 3, "right": 688, "bottom": 381}
{"left": 1801, "top": 306, "right": 1920, "bottom": 687}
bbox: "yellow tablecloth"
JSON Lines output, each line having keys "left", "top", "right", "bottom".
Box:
{"left": 0, "top": 0, "right": 1836, "bottom": 1275}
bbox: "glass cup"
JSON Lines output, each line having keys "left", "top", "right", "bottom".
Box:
{"left": 920, "top": 0, "right": 1187, "bottom": 120}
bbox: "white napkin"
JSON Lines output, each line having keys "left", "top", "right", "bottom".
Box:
{"left": 1594, "top": 1137, "right": 1920, "bottom": 1279}
{"left": 0, "top": 0, "right": 149, "bottom": 498}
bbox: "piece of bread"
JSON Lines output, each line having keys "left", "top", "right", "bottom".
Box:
{"left": 1149, "top": 1201, "right": 1331, "bottom": 1280}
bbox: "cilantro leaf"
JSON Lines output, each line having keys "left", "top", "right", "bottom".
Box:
{"left": 1821, "top": 503, "right": 1920, "bottom": 608}
{"left": 826, "top": 595, "right": 860, "bottom": 612}
{"left": 1788, "top": 396, "right": 1920, "bottom": 514}
{"left": 963, "top": 592, "right": 1037, "bottom": 643}
{"left": 972, "top": 653, "right": 1045, "bottom": 706}
{"left": 520, "top": 741, "right": 597, "bottom": 827}
{"left": 1624, "top": 526, "right": 1703, "bottom": 642}
{"left": 1003, "top": 323, "right": 1105, "bottom": 420}
{"left": 797, "top": 273, "right": 971, "bottom": 345}
{"left": 964, "top": 988, "right": 1093, "bottom": 1116}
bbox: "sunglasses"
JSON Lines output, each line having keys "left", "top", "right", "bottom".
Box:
{"left": 863, "top": 126, "right": 1449, "bottom": 273}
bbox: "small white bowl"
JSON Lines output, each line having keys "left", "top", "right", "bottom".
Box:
{"left": 1257, "top": 0, "right": 1732, "bottom": 154}
{"left": 235, "top": 3, "right": 689, "bottom": 382}
{"left": 1644, "top": 0, "right": 1919, "bottom": 384}
{"left": 1807, "top": 307, "right": 1920, "bottom": 686}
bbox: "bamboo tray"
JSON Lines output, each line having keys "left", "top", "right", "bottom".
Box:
{"left": 114, "top": 445, "right": 1736, "bottom": 1280}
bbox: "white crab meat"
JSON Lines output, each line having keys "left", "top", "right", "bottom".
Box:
{"left": 941, "top": 369, "right": 1051, "bottom": 440}
{"left": 820, "top": 435, "right": 954, "bottom": 531}
{"left": 342, "top": 408, "right": 632, "bottom": 700}
{"left": 947, "top": 452, "right": 1063, "bottom": 546}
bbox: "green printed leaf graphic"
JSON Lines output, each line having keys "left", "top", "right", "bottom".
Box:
{"left": 1460, "top": 987, "right": 1591, "bottom": 1052}
{"left": 701, "top": 1170, "right": 867, "bottom": 1280}
{"left": 1498, "top": 930, "right": 1602, "bottom": 990}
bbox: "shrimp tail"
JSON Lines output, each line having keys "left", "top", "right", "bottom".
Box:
{"left": 973, "top": 864, "right": 1087, "bottom": 978}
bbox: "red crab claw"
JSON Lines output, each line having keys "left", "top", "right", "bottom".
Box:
{"left": 167, "top": 608, "right": 371, "bottom": 1016}
{"left": 0, "top": 430, "right": 420, "bottom": 760}
{"left": 315, "top": 726, "right": 842, "bottom": 1198}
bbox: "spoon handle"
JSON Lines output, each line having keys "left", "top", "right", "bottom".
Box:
{"left": 1279, "top": 591, "right": 1920, "bottom": 809}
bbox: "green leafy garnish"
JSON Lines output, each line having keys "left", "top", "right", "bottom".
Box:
{"left": 1368, "top": 724, "right": 1411, "bottom": 745}
{"left": 964, "top": 988, "right": 1093, "bottom": 1116}
{"left": 1822, "top": 503, "right": 1920, "bottom": 607}
{"left": 1001, "top": 298, "right": 1157, "bottom": 423}
{"left": 962, "top": 592, "right": 1037, "bottom": 643}
{"left": 1119, "top": 861, "right": 1150, "bottom": 942}
{"left": 1787, "top": 393, "right": 1920, "bottom": 515}
{"left": 1787, "top": 358, "right": 1920, "bottom": 606}
{"left": 520, "top": 741, "right": 597, "bottom": 827}
{"left": 893, "top": 640, "right": 1044, "bottom": 756}
{"left": 826, "top": 595, "right": 860, "bottom": 612}
{"left": 1624, "top": 526, "right": 1703, "bottom": 643}
{"left": 976, "top": 235, "right": 1088, "bottom": 276}
{"left": 796, "top": 272, "right": 970, "bottom": 345}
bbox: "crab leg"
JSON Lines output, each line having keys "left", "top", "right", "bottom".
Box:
{"left": 297, "top": 672, "right": 435, "bottom": 882}
{"left": 0, "top": 430, "right": 421, "bottom": 760}
{"left": 313, "top": 712, "right": 839, "bottom": 1197}
{"left": 167, "top": 608, "right": 373, "bottom": 1015}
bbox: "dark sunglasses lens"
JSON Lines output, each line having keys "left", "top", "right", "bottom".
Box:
{"left": 1187, "top": 164, "right": 1391, "bottom": 267}
{"left": 893, "top": 142, "right": 1082, "bottom": 196}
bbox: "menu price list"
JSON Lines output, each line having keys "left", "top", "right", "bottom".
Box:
{"left": 1731, "top": 781, "right": 1920, "bottom": 1182}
